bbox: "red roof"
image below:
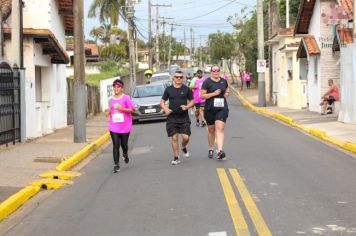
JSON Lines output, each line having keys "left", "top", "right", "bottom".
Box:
{"left": 340, "top": 0, "right": 353, "bottom": 19}
{"left": 294, "top": 0, "right": 316, "bottom": 34}
{"left": 67, "top": 43, "right": 99, "bottom": 56}
{"left": 338, "top": 27, "right": 353, "bottom": 44}
{"left": 297, "top": 35, "right": 321, "bottom": 58}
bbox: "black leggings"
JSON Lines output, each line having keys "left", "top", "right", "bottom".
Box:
{"left": 110, "top": 132, "right": 130, "bottom": 165}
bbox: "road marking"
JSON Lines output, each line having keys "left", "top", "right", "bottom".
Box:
{"left": 229, "top": 168, "right": 272, "bottom": 236}
{"left": 209, "top": 231, "right": 227, "bottom": 236}
{"left": 217, "top": 168, "right": 251, "bottom": 236}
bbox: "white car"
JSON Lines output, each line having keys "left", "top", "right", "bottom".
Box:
{"left": 204, "top": 64, "right": 212, "bottom": 73}
{"left": 150, "top": 72, "right": 171, "bottom": 84}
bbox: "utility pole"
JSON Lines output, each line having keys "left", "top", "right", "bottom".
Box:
{"left": 73, "top": 0, "right": 86, "bottom": 142}
{"left": 11, "top": 0, "right": 20, "bottom": 65}
{"left": 159, "top": 17, "right": 173, "bottom": 70}
{"left": 286, "top": 0, "right": 290, "bottom": 27}
{"left": 257, "top": 0, "right": 266, "bottom": 106}
{"left": 184, "top": 28, "right": 187, "bottom": 67}
{"left": 199, "top": 35, "right": 202, "bottom": 67}
{"left": 190, "top": 27, "right": 193, "bottom": 67}
{"left": 127, "top": 0, "right": 136, "bottom": 91}
{"left": 168, "top": 24, "right": 174, "bottom": 68}
{"left": 148, "top": 0, "right": 152, "bottom": 69}
{"left": 151, "top": 4, "right": 172, "bottom": 71}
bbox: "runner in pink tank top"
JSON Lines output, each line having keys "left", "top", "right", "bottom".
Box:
{"left": 105, "top": 79, "right": 136, "bottom": 173}
{"left": 191, "top": 69, "right": 207, "bottom": 127}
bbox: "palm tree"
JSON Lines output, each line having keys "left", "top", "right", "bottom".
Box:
{"left": 88, "top": 0, "right": 126, "bottom": 27}
{"left": 90, "top": 26, "right": 104, "bottom": 44}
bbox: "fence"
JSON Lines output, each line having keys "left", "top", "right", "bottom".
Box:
{"left": 0, "top": 62, "right": 21, "bottom": 146}
{"left": 66, "top": 79, "right": 101, "bottom": 125}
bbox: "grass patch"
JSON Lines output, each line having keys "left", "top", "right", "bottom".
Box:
{"left": 68, "top": 67, "right": 129, "bottom": 86}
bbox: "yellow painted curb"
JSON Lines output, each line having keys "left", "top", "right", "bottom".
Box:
{"left": 0, "top": 185, "right": 41, "bottom": 221}
{"left": 40, "top": 170, "right": 81, "bottom": 180}
{"left": 31, "top": 179, "right": 73, "bottom": 190}
{"left": 56, "top": 132, "right": 110, "bottom": 171}
{"left": 343, "top": 142, "right": 356, "bottom": 153}
{"left": 309, "top": 128, "right": 327, "bottom": 139}
{"left": 272, "top": 113, "right": 294, "bottom": 125}
{"left": 291, "top": 122, "right": 310, "bottom": 133}
{"left": 322, "top": 137, "right": 344, "bottom": 148}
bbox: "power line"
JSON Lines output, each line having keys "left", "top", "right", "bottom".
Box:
{"left": 177, "top": 1, "right": 235, "bottom": 21}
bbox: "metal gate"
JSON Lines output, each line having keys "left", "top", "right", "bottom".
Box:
{"left": 0, "top": 62, "right": 20, "bottom": 146}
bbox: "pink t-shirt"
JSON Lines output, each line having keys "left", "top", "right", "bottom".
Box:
{"left": 245, "top": 73, "right": 251, "bottom": 82}
{"left": 193, "top": 77, "right": 206, "bottom": 103}
{"left": 108, "top": 95, "right": 135, "bottom": 134}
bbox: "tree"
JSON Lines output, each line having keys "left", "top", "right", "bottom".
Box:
{"left": 279, "top": 0, "right": 301, "bottom": 27}
{"left": 90, "top": 26, "right": 104, "bottom": 44}
{"left": 99, "top": 43, "right": 127, "bottom": 62}
{"left": 88, "top": 0, "right": 126, "bottom": 27}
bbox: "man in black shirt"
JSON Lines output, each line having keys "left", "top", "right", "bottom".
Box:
{"left": 160, "top": 70, "right": 195, "bottom": 165}
{"left": 201, "top": 65, "right": 230, "bottom": 160}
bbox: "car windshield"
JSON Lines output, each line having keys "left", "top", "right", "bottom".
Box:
{"left": 133, "top": 85, "right": 165, "bottom": 98}
{"left": 150, "top": 75, "right": 171, "bottom": 83}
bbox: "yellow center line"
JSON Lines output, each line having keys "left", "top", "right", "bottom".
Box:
{"left": 229, "top": 168, "right": 272, "bottom": 236}
{"left": 217, "top": 168, "right": 251, "bottom": 236}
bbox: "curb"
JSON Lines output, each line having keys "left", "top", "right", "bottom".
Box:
{"left": 229, "top": 85, "right": 356, "bottom": 154}
{"left": 0, "top": 132, "right": 111, "bottom": 222}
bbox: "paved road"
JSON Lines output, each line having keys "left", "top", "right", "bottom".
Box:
{"left": 2, "top": 95, "right": 356, "bottom": 236}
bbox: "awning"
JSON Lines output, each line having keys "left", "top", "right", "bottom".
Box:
{"left": 297, "top": 35, "right": 320, "bottom": 59}
{"left": 332, "top": 27, "right": 353, "bottom": 52}
{"left": 4, "top": 28, "right": 70, "bottom": 64}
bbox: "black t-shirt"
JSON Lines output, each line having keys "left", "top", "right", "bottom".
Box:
{"left": 201, "top": 77, "right": 228, "bottom": 110}
{"left": 162, "top": 84, "right": 193, "bottom": 123}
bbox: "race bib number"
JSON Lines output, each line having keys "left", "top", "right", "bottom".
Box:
{"left": 214, "top": 98, "right": 224, "bottom": 108}
{"left": 112, "top": 113, "right": 124, "bottom": 123}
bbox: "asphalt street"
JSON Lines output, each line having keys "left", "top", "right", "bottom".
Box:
{"left": 2, "top": 95, "right": 356, "bottom": 236}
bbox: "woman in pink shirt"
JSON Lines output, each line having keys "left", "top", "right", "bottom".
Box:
{"left": 320, "top": 79, "right": 339, "bottom": 115}
{"left": 106, "top": 79, "right": 136, "bottom": 173}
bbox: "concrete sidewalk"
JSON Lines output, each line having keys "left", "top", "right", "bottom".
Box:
{"left": 0, "top": 113, "right": 108, "bottom": 203}
{"left": 237, "top": 87, "right": 356, "bottom": 144}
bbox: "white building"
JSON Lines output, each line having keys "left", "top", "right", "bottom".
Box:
{"left": 3, "top": 0, "right": 72, "bottom": 138}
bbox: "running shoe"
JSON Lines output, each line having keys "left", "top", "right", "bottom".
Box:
{"left": 113, "top": 165, "right": 120, "bottom": 173}
{"left": 196, "top": 120, "right": 200, "bottom": 127}
{"left": 123, "top": 154, "right": 129, "bottom": 164}
{"left": 171, "top": 157, "right": 181, "bottom": 165}
{"left": 201, "top": 121, "right": 206, "bottom": 127}
{"left": 216, "top": 150, "right": 226, "bottom": 160}
{"left": 182, "top": 147, "right": 190, "bottom": 158}
{"left": 208, "top": 149, "right": 214, "bottom": 159}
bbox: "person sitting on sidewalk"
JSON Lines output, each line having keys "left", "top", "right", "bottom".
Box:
{"left": 320, "top": 79, "right": 339, "bottom": 115}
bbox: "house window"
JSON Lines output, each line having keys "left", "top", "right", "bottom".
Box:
{"left": 35, "top": 66, "right": 42, "bottom": 102}
{"left": 287, "top": 57, "right": 293, "bottom": 80}
{"left": 314, "top": 57, "right": 318, "bottom": 83}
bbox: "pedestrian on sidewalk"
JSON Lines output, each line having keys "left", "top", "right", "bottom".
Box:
{"left": 200, "top": 65, "right": 230, "bottom": 160}
{"left": 189, "top": 69, "right": 207, "bottom": 127}
{"left": 160, "top": 70, "right": 195, "bottom": 165}
{"left": 245, "top": 72, "right": 252, "bottom": 89}
{"left": 106, "top": 79, "right": 136, "bottom": 173}
{"left": 320, "top": 79, "right": 339, "bottom": 115}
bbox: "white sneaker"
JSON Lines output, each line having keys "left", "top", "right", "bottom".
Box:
{"left": 182, "top": 147, "right": 190, "bottom": 158}
{"left": 171, "top": 158, "right": 181, "bottom": 165}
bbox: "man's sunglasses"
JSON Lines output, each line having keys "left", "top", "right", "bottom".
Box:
{"left": 174, "top": 76, "right": 183, "bottom": 79}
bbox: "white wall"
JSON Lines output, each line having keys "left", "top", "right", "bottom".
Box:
{"left": 23, "top": 0, "right": 51, "bottom": 31}
{"left": 306, "top": 0, "right": 321, "bottom": 112}
{"left": 339, "top": 44, "right": 356, "bottom": 123}
{"left": 100, "top": 77, "right": 120, "bottom": 112}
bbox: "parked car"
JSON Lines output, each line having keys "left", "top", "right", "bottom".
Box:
{"left": 150, "top": 72, "right": 171, "bottom": 84}
{"left": 164, "top": 65, "right": 181, "bottom": 75}
{"left": 204, "top": 64, "right": 212, "bottom": 73}
{"left": 132, "top": 83, "right": 167, "bottom": 122}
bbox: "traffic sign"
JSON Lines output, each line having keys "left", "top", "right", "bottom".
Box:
{"left": 257, "top": 59, "right": 266, "bottom": 73}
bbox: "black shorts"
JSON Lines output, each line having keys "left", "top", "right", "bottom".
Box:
{"left": 166, "top": 122, "right": 191, "bottom": 137}
{"left": 195, "top": 102, "right": 205, "bottom": 108}
{"left": 204, "top": 109, "right": 229, "bottom": 125}
{"left": 327, "top": 96, "right": 336, "bottom": 105}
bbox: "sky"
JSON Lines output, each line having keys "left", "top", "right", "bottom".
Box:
{"left": 84, "top": 0, "right": 257, "bottom": 47}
